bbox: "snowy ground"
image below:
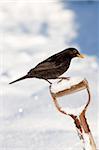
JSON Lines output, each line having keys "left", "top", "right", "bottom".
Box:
{"left": 0, "top": 0, "right": 99, "bottom": 150}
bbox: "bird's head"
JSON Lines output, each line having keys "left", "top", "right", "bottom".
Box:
{"left": 66, "top": 48, "right": 85, "bottom": 59}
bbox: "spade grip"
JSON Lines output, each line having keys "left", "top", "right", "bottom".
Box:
{"left": 49, "top": 77, "right": 96, "bottom": 150}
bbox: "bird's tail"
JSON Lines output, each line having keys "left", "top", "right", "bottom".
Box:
{"left": 9, "top": 75, "right": 28, "bottom": 84}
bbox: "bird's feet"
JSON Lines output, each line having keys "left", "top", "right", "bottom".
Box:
{"left": 58, "top": 77, "right": 70, "bottom": 83}
{"left": 45, "top": 79, "right": 52, "bottom": 85}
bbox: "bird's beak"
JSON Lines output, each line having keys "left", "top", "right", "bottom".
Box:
{"left": 77, "top": 53, "right": 85, "bottom": 58}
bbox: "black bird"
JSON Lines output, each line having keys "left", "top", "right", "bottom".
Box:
{"left": 9, "top": 48, "right": 84, "bottom": 84}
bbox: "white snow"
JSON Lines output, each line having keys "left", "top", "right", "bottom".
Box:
{"left": 60, "top": 105, "right": 85, "bottom": 116}
{"left": 18, "top": 108, "right": 23, "bottom": 113}
{"left": 83, "top": 133, "right": 92, "bottom": 150}
{"left": 50, "top": 76, "right": 84, "bottom": 93}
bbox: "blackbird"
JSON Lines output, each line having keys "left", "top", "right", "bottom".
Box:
{"left": 9, "top": 47, "right": 84, "bottom": 84}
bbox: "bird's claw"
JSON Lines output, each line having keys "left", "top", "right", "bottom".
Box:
{"left": 58, "top": 77, "right": 70, "bottom": 83}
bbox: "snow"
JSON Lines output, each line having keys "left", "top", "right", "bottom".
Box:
{"left": 18, "top": 108, "right": 23, "bottom": 113}
{"left": 60, "top": 105, "right": 85, "bottom": 116}
{"left": 0, "top": 0, "right": 99, "bottom": 149}
{"left": 50, "top": 76, "right": 84, "bottom": 93}
{"left": 83, "top": 133, "right": 92, "bottom": 150}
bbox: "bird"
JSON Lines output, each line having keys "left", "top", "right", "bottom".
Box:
{"left": 9, "top": 47, "right": 84, "bottom": 85}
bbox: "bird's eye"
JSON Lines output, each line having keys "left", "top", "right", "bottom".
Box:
{"left": 73, "top": 50, "right": 77, "bottom": 53}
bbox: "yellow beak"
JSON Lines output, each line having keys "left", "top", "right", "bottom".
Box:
{"left": 77, "top": 53, "right": 85, "bottom": 58}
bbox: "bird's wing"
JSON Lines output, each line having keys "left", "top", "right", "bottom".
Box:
{"left": 35, "top": 61, "right": 61, "bottom": 71}
{"left": 34, "top": 52, "right": 65, "bottom": 71}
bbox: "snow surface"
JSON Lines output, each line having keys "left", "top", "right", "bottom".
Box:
{"left": 50, "top": 76, "right": 84, "bottom": 93}
{"left": 83, "top": 133, "right": 92, "bottom": 150}
{"left": 0, "top": 0, "right": 99, "bottom": 150}
{"left": 60, "top": 105, "right": 85, "bottom": 116}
